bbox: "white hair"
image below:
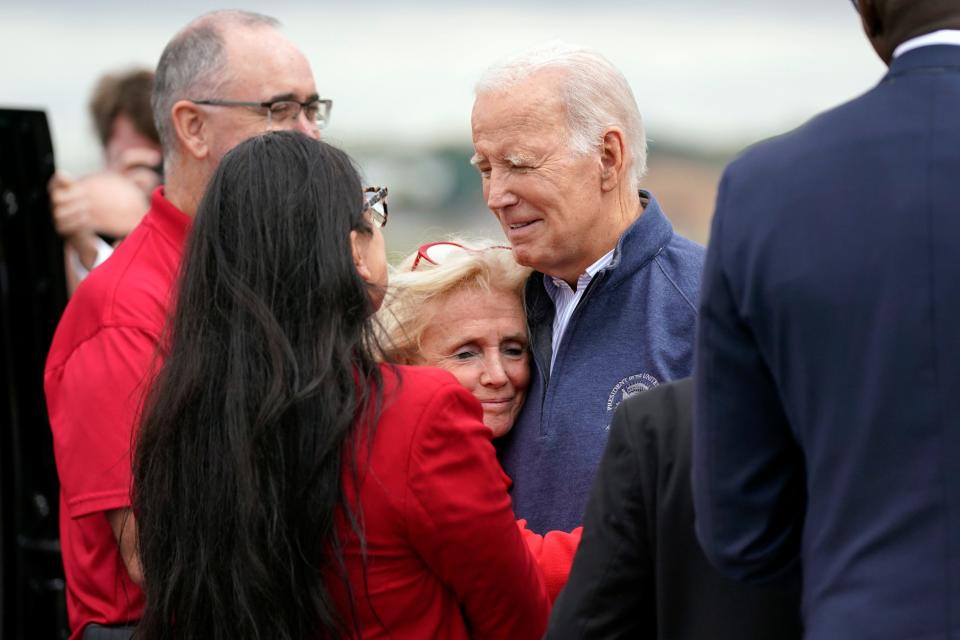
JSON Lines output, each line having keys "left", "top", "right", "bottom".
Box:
{"left": 475, "top": 41, "right": 648, "bottom": 188}
{"left": 151, "top": 10, "right": 281, "bottom": 158}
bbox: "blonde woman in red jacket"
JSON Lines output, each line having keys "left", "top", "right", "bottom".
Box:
{"left": 133, "top": 133, "right": 549, "bottom": 639}
{"left": 378, "top": 239, "right": 583, "bottom": 602}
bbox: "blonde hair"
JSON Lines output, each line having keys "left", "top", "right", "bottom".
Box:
{"left": 377, "top": 239, "right": 532, "bottom": 364}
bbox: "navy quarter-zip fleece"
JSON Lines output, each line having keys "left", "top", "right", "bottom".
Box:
{"left": 497, "top": 192, "right": 705, "bottom": 533}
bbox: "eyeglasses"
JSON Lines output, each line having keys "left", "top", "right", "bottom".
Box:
{"left": 410, "top": 241, "right": 511, "bottom": 271}
{"left": 190, "top": 98, "right": 333, "bottom": 129}
{"left": 363, "top": 186, "right": 389, "bottom": 228}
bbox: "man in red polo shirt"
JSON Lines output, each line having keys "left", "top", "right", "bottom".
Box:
{"left": 43, "top": 10, "right": 327, "bottom": 638}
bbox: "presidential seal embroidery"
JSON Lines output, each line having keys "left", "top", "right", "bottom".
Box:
{"left": 606, "top": 373, "right": 660, "bottom": 417}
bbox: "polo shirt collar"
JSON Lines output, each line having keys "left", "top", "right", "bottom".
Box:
{"left": 146, "top": 186, "right": 192, "bottom": 249}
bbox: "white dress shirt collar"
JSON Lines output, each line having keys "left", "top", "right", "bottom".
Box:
{"left": 548, "top": 249, "right": 616, "bottom": 292}
{"left": 893, "top": 29, "right": 960, "bottom": 60}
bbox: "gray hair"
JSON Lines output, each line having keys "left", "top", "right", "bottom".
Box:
{"left": 475, "top": 41, "right": 648, "bottom": 187}
{"left": 152, "top": 10, "right": 280, "bottom": 157}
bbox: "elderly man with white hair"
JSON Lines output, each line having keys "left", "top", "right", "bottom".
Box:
{"left": 471, "top": 43, "right": 705, "bottom": 534}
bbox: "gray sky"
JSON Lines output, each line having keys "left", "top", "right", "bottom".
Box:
{"left": 1, "top": 1, "right": 885, "bottom": 173}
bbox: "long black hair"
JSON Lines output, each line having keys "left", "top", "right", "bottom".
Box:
{"left": 133, "top": 131, "right": 382, "bottom": 639}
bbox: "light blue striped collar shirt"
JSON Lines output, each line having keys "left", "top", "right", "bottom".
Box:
{"left": 544, "top": 248, "right": 615, "bottom": 373}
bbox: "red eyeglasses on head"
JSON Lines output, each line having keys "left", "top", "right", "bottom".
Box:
{"left": 410, "top": 241, "right": 512, "bottom": 271}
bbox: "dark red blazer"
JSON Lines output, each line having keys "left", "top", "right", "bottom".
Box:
{"left": 333, "top": 364, "right": 550, "bottom": 638}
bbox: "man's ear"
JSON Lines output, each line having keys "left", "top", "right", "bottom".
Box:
{"left": 170, "top": 100, "right": 210, "bottom": 161}
{"left": 599, "top": 128, "right": 626, "bottom": 193}
{"left": 350, "top": 229, "right": 373, "bottom": 282}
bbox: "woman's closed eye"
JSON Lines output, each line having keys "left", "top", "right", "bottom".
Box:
{"left": 449, "top": 347, "right": 480, "bottom": 362}
{"left": 502, "top": 343, "right": 528, "bottom": 358}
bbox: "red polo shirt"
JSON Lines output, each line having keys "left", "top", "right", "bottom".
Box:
{"left": 44, "top": 188, "right": 190, "bottom": 638}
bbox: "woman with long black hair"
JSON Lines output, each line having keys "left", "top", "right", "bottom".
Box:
{"left": 132, "top": 131, "right": 549, "bottom": 639}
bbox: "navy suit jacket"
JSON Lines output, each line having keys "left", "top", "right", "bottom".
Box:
{"left": 548, "top": 379, "right": 801, "bottom": 640}
{"left": 693, "top": 44, "right": 960, "bottom": 639}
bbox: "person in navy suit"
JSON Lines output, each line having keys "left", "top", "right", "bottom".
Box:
{"left": 693, "top": 1, "right": 960, "bottom": 638}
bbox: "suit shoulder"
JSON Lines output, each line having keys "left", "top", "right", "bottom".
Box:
{"left": 727, "top": 91, "right": 875, "bottom": 180}
{"left": 613, "top": 378, "right": 693, "bottom": 445}
{"left": 377, "top": 365, "right": 487, "bottom": 459}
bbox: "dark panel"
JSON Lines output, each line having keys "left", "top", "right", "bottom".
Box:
{"left": 0, "top": 108, "right": 70, "bottom": 639}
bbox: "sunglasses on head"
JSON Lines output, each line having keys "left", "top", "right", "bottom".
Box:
{"left": 410, "top": 241, "right": 512, "bottom": 271}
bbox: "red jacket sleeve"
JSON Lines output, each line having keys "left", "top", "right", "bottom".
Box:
{"left": 516, "top": 519, "right": 583, "bottom": 603}
{"left": 405, "top": 383, "right": 550, "bottom": 639}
